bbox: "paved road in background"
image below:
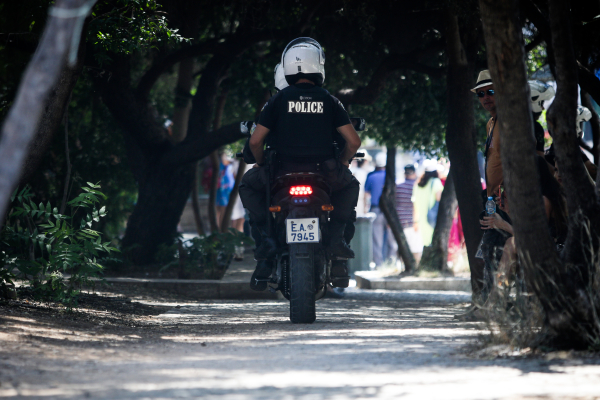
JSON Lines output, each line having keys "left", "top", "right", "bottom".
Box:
{"left": 2, "top": 289, "right": 600, "bottom": 399}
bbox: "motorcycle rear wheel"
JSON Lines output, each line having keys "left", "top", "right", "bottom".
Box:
{"left": 289, "top": 245, "right": 316, "bottom": 324}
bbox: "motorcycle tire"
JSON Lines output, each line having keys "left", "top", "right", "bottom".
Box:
{"left": 289, "top": 244, "right": 316, "bottom": 324}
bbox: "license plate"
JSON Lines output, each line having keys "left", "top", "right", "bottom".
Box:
{"left": 286, "top": 218, "right": 319, "bottom": 243}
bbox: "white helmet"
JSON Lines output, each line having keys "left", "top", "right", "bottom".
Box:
{"left": 528, "top": 80, "right": 555, "bottom": 113}
{"left": 375, "top": 152, "right": 386, "bottom": 168}
{"left": 576, "top": 106, "right": 592, "bottom": 137}
{"left": 281, "top": 37, "right": 325, "bottom": 86}
{"left": 274, "top": 63, "right": 288, "bottom": 91}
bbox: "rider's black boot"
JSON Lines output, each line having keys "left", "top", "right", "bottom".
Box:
{"left": 253, "top": 226, "right": 277, "bottom": 261}
{"left": 327, "top": 220, "right": 355, "bottom": 259}
{"left": 250, "top": 260, "right": 272, "bottom": 291}
{"left": 330, "top": 260, "right": 350, "bottom": 288}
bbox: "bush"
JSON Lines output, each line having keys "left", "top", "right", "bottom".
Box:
{"left": 157, "top": 229, "right": 252, "bottom": 280}
{"left": 0, "top": 183, "right": 118, "bottom": 307}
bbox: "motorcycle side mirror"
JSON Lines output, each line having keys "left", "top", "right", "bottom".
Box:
{"left": 350, "top": 117, "right": 366, "bottom": 132}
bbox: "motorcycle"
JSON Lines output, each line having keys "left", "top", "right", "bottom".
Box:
{"left": 239, "top": 118, "right": 366, "bottom": 324}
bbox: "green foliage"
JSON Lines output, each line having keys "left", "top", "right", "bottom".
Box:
{"left": 0, "top": 183, "right": 119, "bottom": 307}
{"left": 88, "top": 0, "right": 190, "bottom": 64}
{"left": 352, "top": 72, "right": 448, "bottom": 156}
{"left": 525, "top": 44, "right": 548, "bottom": 75}
{"left": 157, "top": 230, "right": 253, "bottom": 279}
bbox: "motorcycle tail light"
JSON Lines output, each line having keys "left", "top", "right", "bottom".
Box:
{"left": 289, "top": 185, "right": 313, "bottom": 196}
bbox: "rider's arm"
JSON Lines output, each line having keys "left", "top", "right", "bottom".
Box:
{"left": 336, "top": 124, "right": 361, "bottom": 167}
{"left": 249, "top": 124, "right": 270, "bottom": 165}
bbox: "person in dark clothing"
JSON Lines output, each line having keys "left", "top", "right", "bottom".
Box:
{"left": 476, "top": 155, "right": 567, "bottom": 318}
{"left": 239, "top": 38, "right": 361, "bottom": 291}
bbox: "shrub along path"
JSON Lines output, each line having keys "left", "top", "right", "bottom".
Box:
{"left": 1, "top": 286, "right": 599, "bottom": 399}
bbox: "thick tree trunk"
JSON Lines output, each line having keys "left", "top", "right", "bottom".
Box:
{"left": 480, "top": 0, "right": 595, "bottom": 345}
{"left": 419, "top": 170, "right": 457, "bottom": 271}
{"left": 0, "top": 0, "right": 93, "bottom": 220}
{"left": 121, "top": 161, "right": 195, "bottom": 264}
{"left": 444, "top": 12, "right": 486, "bottom": 297}
{"left": 19, "top": 53, "right": 84, "bottom": 186}
{"left": 220, "top": 159, "right": 246, "bottom": 232}
{"left": 379, "top": 146, "right": 416, "bottom": 273}
{"left": 546, "top": 0, "right": 600, "bottom": 267}
{"left": 119, "top": 53, "right": 235, "bottom": 263}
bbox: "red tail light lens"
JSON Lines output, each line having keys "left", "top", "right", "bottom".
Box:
{"left": 290, "top": 185, "right": 313, "bottom": 196}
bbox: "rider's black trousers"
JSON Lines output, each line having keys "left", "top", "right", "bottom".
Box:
{"left": 239, "top": 159, "right": 359, "bottom": 229}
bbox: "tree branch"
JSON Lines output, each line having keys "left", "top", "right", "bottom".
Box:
{"left": 136, "top": 40, "right": 220, "bottom": 99}
{"left": 336, "top": 44, "right": 445, "bottom": 106}
{"left": 162, "top": 123, "right": 245, "bottom": 166}
{"left": 95, "top": 55, "right": 167, "bottom": 147}
{"left": 524, "top": 33, "right": 544, "bottom": 52}
{"left": 135, "top": 1, "right": 322, "bottom": 100}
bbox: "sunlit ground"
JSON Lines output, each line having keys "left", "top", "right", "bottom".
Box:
{"left": 1, "top": 292, "right": 600, "bottom": 399}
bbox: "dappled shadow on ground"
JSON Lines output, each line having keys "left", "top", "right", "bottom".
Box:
{"left": 1, "top": 293, "right": 600, "bottom": 399}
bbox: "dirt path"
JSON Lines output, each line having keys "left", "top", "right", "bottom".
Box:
{"left": 1, "top": 289, "right": 600, "bottom": 399}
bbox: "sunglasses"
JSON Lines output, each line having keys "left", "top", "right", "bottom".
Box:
{"left": 476, "top": 89, "right": 495, "bottom": 98}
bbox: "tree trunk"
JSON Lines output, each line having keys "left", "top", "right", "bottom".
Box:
{"left": 190, "top": 161, "right": 205, "bottom": 236}
{"left": 221, "top": 159, "right": 246, "bottom": 232}
{"left": 0, "top": 0, "right": 93, "bottom": 221}
{"left": 479, "top": 0, "right": 595, "bottom": 345}
{"left": 19, "top": 52, "right": 84, "bottom": 186}
{"left": 121, "top": 161, "right": 196, "bottom": 264}
{"left": 170, "top": 58, "right": 194, "bottom": 144}
{"left": 419, "top": 170, "right": 457, "bottom": 271}
{"left": 546, "top": 0, "right": 600, "bottom": 266}
{"left": 379, "top": 146, "right": 416, "bottom": 272}
{"left": 444, "top": 12, "right": 486, "bottom": 297}
{"left": 118, "top": 51, "right": 235, "bottom": 263}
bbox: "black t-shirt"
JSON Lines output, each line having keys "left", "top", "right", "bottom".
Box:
{"left": 258, "top": 83, "right": 351, "bottom": 161}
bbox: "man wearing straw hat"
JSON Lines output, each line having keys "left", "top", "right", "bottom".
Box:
{"left": 472, "top": 69, "right": 512, "bottom": 306}
{"left": 471, "top": 69, "right": 502, "bottom": 198}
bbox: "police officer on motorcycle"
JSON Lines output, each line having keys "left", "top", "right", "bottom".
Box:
{"left": 239, "top": 38, "right": 361, "bottom": 290}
